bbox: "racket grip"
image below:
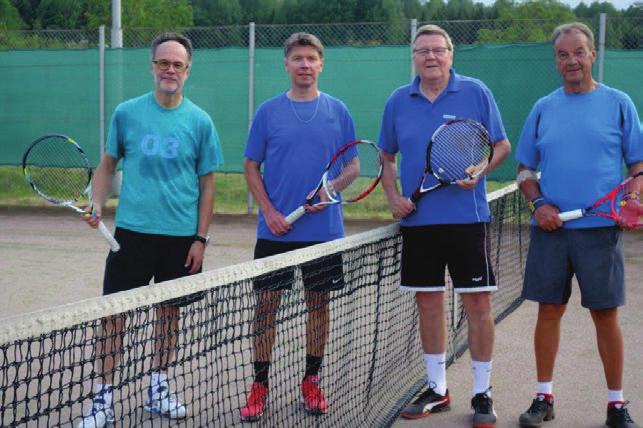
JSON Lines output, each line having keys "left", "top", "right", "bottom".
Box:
{"left": 558, "top": 209, "right": 583, "bottom": 222}
{"left": 285, "top": 206, "right": 306, "bottom": 224}
{"left": 98, "top": 221, "right": 121, "bottom": 252}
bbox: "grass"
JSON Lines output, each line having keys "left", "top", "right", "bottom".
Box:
{"left": 0, "top": 166, "right": 513, "bottom": 219}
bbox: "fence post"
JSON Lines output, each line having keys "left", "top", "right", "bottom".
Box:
{"left": 410, "top": 19, "right": 417, "bottom": 81}
{"left": 597, "top": 13, "right": 606, "bottom": 83}
{"left": 99, "top": 26, "right": 105, "bottom": 159}
{"left": 247, "top": 22, "right": 256, "bottom": 214}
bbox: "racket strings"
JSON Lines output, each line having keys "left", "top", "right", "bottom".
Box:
{"left": 324, "top": 142, "right": 382, "bottom": 203}
{"left": 430, "top": 121, "right": 491, "bottom": 182}
{"left": 24, "top": 137, "right": 90, "bottom": 204}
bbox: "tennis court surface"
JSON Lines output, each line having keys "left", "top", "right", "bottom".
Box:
{"left": 1, "top": 184, "right": 639, "bottom": 427}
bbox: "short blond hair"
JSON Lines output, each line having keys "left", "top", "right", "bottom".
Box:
{"left": 413, "top": 24, "right": 453, "bottom": 51}
{"left": 551, "top": 22, "right": 595, "bottom": 51}
{"left": 283, "top": 32, "right": 324, "bottom": 58}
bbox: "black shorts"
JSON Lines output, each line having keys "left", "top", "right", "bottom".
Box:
{"left": 252, "top": 239, "right": 344, "bottom": 292}
{"left": 400, "top": 223, "right": 496, "bottom": 293}
{"left": 103, "top": 228, "right": 204, "bottom": 307}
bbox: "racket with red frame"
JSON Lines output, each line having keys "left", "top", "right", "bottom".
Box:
{"left": 409, "top": 118, "right": 494, "bottom": 203}
{"left": 284, "top": 140, "right": 383, "bottom": 224}
{"left": 558, "top": 171, "right": 642, "bottom": 228}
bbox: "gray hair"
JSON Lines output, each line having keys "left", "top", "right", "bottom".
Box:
{"left": 283, "top": 32, "right": 324, "bottom": 58}
{"left": 551, "top": 22, "right": 595, "bottom": 51}
{"left": 151, "top": 32, "right": 193, "bottom": 61}
{"left": 413, "top": 24, "right": 453, "bottom": 51}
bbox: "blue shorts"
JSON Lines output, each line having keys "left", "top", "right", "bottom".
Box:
{"left": 103, "top": 228, "right": 203, "bottom": 307}
{"left": 522, "top": 226, "right": 625, "bottom": 309}
{"left": 252, "top": 239, "right": 344, "bottom": 292}
{"left": 400, "top": 223, "right": 497, "bottom": 293}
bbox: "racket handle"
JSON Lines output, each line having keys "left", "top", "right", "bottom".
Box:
{"left": 558, "top": 209, "right": 584, "bottom": 222}
{"left": 98, "top": 221, "right": 121, "bottom": 252}
{"left": 285, "top": 206, "right": 306, "bottom": 224}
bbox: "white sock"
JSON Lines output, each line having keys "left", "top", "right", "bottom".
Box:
{"left": 424, "top": 353, "right": 447, "bottom": 396}
{"left": 95, "top": 383, "right": 113, "bottom": 407}
{"left": 608, "top": 389, "right": 624, "bottom": 403}
{"left": 471, "top": 360, "right": 492, "bottom": 396}
{"left": 150, "top": 371, "right": 168, "bottom": 392}
{"left": 537, "top": 381, "right": 553, "bottom": 396}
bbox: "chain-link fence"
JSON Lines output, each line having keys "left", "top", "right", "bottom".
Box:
{"left": 1, "top": 17, "right": 641, "bottom": 181}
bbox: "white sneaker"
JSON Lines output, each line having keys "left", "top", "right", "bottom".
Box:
{"left": 144, "top": 384, "right": 187, "bottom": 419}
{"left": 76, "top": 398, "right": 115, "bottom": 428}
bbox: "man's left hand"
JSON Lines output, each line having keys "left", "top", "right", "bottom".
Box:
{"left": 184, "top": 242, "right": 205, "bottom": 274}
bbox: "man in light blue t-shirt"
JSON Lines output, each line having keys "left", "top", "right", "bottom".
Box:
{"left": 379, "top": 24, "right": 511, "bottom": 427}
{"left": 515, "top": 22, "right": 641, "bottom": 428}
{"left": 78, "top": 33, "right": 223, "bottom": 428}
{"left": 241, "top": 32, "right": 357, "bottom": 421}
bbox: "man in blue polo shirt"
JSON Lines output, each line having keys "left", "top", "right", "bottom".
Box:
{"left": 379, "top": 24, "right": 511, "bottom": 427}
{"left": 241, "top": 32, "right": 357, "bottom": 421}
{"left": 516, "top": 22, "right": 641, "bottom": 428}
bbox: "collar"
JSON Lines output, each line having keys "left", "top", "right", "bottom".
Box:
{"left": 408, "top": 68, "right": 461, "bottom": 97}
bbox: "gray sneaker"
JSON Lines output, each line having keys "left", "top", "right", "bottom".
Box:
{"left": 606, "top": 401, "right": 640, "bottom": 428}
{"left": 472, "top": 391, "right": 497, "bottom": 428}
{"left": 519, "top": 395, "right": 555, "bottom": 428}
{"left": 400, "top": 387, "right": 450, "bottom": 420}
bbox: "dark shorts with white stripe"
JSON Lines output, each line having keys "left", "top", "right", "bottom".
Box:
{"left": 400, "top": 223, "right": 496, "bottom": 293}
{"left": 252, "top": 239, "right": 345, "bottom": 292}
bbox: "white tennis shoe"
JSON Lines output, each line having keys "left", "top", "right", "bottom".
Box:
{"left": 144, "top": 384, "right": 187, "bottom": 419}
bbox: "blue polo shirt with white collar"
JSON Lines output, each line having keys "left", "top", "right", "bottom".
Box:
{"left": 378, "top": 69, "right": 507, "bottom": 226}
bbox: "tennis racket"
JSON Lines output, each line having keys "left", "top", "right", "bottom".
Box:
{"left": 558, "top": 172, "right": 642, "bottom": 228}
{"left": 409, "top": 118, "right": 494, "bottom": 203}
{"left": 22, "top": 134, "right": 121, "bottom": 251}
{"left": 284, "top": 139, "right": 383, "bottom": 224}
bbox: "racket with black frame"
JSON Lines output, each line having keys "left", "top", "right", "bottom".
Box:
{"left": 558, "top": 171, "right": 642, "bottom": 228}
{"left": 284, "top": 139, "right": 383, "bottom": 224}
{"left": 22, "top": 134, "right": 121, "bottom": 251}
{"left": 409, "top": 118, "right": 494, "bottom": 203}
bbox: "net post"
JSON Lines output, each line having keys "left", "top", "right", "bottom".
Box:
{"left": 99, "top": 26, "right": 105, "bottom": 159}
{"left": 597, "top": 13, "right": 606, "bottom": 83}
{"left": 410, "top": 19, "right": 417, "bottom": 82}
{"left": 247, "top": 22, "right": 256, "bottom": 215}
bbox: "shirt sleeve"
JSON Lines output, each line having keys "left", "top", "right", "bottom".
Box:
{"left": 377, "top": 93, "right": 398, "bottom": 155}
{"left": 197, "top": 114, "right": 224, "bottom": 176}
{"left": 105, "top": 107, "right": 124, "bottom": 160}
{"left": 515, "top": 101, "right": 542, "bottom": 170}
{"left": 480, "top": 83, "right": 507, "bottom": 144}
{"left": 620, "top": 94, "right": 642, "bottom": 167}
{"left": 244, "top": 104, "right": 268, "bottom": 163}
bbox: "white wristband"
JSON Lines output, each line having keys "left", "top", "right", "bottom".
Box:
{"left": 516, "top": 169, "right": 539, "bottom": 185}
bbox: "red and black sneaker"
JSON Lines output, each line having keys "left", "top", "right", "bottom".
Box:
{"left": 606, "top": 401, "right": 640, "bottom": 428}
{"left": 301, "top": 375, "right": 328, "bottom": 415}
{"left": 240, "top": 382, "right": 269, "bottom": 422}
{"left": 400, "top": 387, "right": 451, "bottom": 419}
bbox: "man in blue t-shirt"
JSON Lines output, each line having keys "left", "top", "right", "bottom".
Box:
{"left": 241, "top": 32, "right": 357, "bottom": 421}
{"left": 515, "top": 22, "right": 641, "bottom": 428}
{"left": 378, "top": 25, "right": 511, "bottom": 427}
{"left": 78, "top": 33, "right": 223, "bottom": 428}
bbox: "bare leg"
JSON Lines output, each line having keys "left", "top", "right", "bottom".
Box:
{"left": 304, "top": 290, "right": 330, "bottom": 357}
{"left": 153, "top": 304, "right": 180, "bottom": 371}
{"left": 534, "top": 303, "right": 566, "bottom": 382}
{"left": 416, "top": 292, "right": 447, "bottom": 353}
{"left": 590, "top": 307, "right": 623, "bottom": 390}
{"left": 461, "top": 292, "right": 494, "bottom": 362}
{"left": 95, "top": 314, "right": 126, "bottom": 384}
{"left": 253, "top": 291, "right": 283, "bottom": 363}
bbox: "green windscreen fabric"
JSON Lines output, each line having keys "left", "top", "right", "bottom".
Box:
{"left": 1, "top": 44, "right": 641, "bottom": 179}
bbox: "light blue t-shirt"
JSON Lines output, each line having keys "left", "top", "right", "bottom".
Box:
{"left": 516, "top": 84, "right": 642, "bottom": 229}
{"left": 244, "top": 92, "right": 356, "bottom": 242}
{"left": 106, "top": 92, "right": 224, "bottom": 236}
{"left": 378, "top": 70, "right": 507, "bottom": 227}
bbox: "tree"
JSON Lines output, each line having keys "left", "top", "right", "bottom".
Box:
{"left": 240, "top": 0, "right": 278, "bottom": 23}
{"left": 35, "top": 0, "right": 85, "bottom": 29}
{"left": 0, "top": 0, "right": 25, "bottom": 29}
{"left": 85, "top": 0, "right": 193, "bottom": 29}
{"left": 192, "top": 0, "right": 242, "bottom": 26}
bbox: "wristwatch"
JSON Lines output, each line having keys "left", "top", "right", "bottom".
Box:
{"left": 194, "top": 234, "right": 210, "bottom": 246}
{"left": 527, "top": 197, "right": 546, "bottom": 214}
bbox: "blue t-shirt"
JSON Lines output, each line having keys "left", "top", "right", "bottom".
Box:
{"left": 244, "top": 92, "right": 356, "bottom": 242}
{"left": 516, "top": 84, "right": 642, "bottom": 229}
{"left": 106, "top": 92, "right": 224, "bottom": 236}
{"left": 378, "top": 70, "right": 507, "bottom": 226}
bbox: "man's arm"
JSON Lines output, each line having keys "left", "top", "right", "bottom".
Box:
{"left": 244, "top": 158, "right": 291, "bottom": 236}
{"left": 517, "top": 163, "right": 562, "bottom": 231}
{"left": 381, "top": 151, "right": 415, "bottom": 220}
{"left": 185, "top": 172, "right": 214, "bottom": 274}
{"left": 84, "top": 155, "right": 117, "bottom": 229}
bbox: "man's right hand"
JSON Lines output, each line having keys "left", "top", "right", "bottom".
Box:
{"left": 264, "top": 208, "right": 292, "bottom": 236}
{"left": 82, "top": 206, "right": 102, "bottom": 229}
{"left": 534, "top": 204, "right": 563, "bottom": 231}
{"left": 389, "top": 195, "right": 416, "bottom": 220}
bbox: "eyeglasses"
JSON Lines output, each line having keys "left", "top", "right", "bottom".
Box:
{"left": 152, "top": 59, "right": 188, "bottom": 72}
{"left": 556, "top": 50, "right": 589, "bottom": 62}
{"left": 413, "top": 47, "right": 450, "bottom": 57}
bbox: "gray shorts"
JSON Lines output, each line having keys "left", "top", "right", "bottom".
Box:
{"left": 522, "top": 226, "right": 625, "bottom": 309}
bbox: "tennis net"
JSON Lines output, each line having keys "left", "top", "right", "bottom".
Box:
{"left": 0, "top": 184, "right": 529, "bottom": 427}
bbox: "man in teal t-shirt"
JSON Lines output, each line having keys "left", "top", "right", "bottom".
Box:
{"left": 78, "top": 32, "right": 223, "bottom": 428}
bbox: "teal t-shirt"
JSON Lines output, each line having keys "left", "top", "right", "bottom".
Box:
{"left": 106, "top": 92, "right": 223, "bottom": 236}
